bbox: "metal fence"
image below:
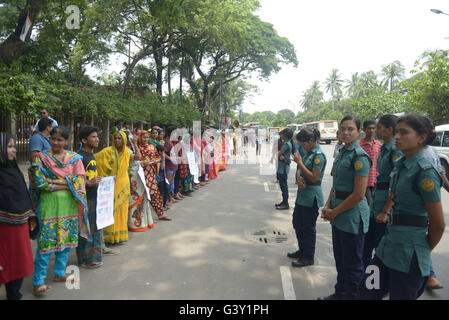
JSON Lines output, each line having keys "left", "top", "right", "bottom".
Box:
{"left": 0, "top": 112, "right": 146, "bottom": 163}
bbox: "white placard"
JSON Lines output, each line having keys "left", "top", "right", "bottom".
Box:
{"left": 187, "top": 152, "right": 200, "bottom": 184}
{"left": 96, "top": 176, "right": 116, "bottom": 229}
{"left": 137, "top": 164, "right": 151, "bottom": 201}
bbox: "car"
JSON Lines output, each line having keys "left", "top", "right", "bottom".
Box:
{"left": 432, "top": 124, "right": 449, "bottom": 179}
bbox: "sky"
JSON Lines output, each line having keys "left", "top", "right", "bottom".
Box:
{"left": 241, "top": 0, "right": 449, "bottom": 115}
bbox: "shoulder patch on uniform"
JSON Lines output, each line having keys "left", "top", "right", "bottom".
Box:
{"left": 314, "top": 157, "right": 321, "bottom": 165}
{"left": 354, "top": 161, "right": 363, "bottom": 170}
{"left": 417, "top": 158, "right": 432, "bottom": 170}
{"left": 392, "top": 155, "right": 399, "bottom": 163}
{"left": 421, "top": 179, "right": 435, "bottom": 192}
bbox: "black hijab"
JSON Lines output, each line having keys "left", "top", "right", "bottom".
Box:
{"left": 0, "top": 132, "right": 34, "bottom": 225}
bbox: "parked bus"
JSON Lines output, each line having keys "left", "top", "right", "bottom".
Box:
{"left": 287, "top": 120, "right": 338, "bottom": 144}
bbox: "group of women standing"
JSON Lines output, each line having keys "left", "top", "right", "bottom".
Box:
{"left": 1, "top": 127, "right": 91, "bottom": 298}
{"left": 287, "top": 114, "right": 446, "bottom": 300}
{"left": 0, "top": 124, "right": 230, "bottom": 299}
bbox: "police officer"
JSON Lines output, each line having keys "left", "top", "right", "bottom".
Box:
{"left": 358, "top": 114, "right": 445, "bottom": 300}
{"left": 275, "top": 128, "right": 293, "bottom": 210}
{"left": 362, "top": 115, "right": 402, "bottom": 269}
{"left": 288, "top": 129, "right": 326, "bottom": 267}
{"left": 319, "top": 115, "right": 371, "bottom": 300}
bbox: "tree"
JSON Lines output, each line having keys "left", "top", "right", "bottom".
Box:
{"left": 0, "top": 0, "right": 46, "bottom": 65}
{"left": 381, "top": 60, "right": 405, "bottom": 91}
{"left": 277, "top": 109, "right": 295, "bottom": 124}
{"left": 350, "top": 86, "right": 409, "bottom": 121}
{"left": 178, "top": 2, "right": 298, "bottom": 121}
{"left": 300, "top": 81, "right": 323, "bottom": 111}
{"left": 324, "top": 68, "right": 344, "bottom": 109}
{"left": 404, "top": 50, "right": 449, "bottom": 124}
{"left": 345, "top": 72, "right": 360, "bottom": 97}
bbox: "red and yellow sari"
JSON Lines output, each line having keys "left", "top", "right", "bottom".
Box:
{"left": 138, "top": 131, "right": 165, "bottom": 217}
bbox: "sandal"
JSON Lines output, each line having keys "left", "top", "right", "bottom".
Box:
{"left": 54, "top": 274, "right": 70, "bottom": 282}
{"left": 80, "top": 262, "right": 103, "bottom": 269}
{"left": 103, "top": 248, "right": 120, "bottom": 256}
{"left": 159, "top": 215, "right": 172, "bottom": 221}
{"left": 33, "top": 284, "right": 52, "bottom": 297}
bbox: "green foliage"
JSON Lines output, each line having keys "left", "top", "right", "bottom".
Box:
{"left": 404, "top": 50, "right": 449, "bottom": 124}
{"left": 0, "top": 66, "right": 198, "bottom": 126}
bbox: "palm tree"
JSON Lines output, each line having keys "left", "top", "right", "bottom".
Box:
{"left": 300, "top": 80, "right": 323, "bottom": 111}
{"left": 325, "top": 69, "right": 344, "bottom": 109}
{"left": 345, "top": 72, "right": 360, "bottom": 97}
{"left": 359, "top": 71, "right": 378, "bottom": 89}
{"left": 381, "top": 61, "right": 405, "bottom": 91}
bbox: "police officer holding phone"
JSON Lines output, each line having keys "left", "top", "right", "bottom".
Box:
{"left": 288, "top": 129, "right": 326, "bottom": 267}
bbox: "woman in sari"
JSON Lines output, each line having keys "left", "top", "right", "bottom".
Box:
{"left": 30, "top": 126, "right": 90, "bottom": 296}
{"left": 95, "top": 130, "right": 131, "bottom": 244}
{"left": 0, "top": 132, "right": 37, "bottom": 300}
{"left": 175, "top": 134, "right": 194, "bottom": 197}
{"left": 217, "top": 131, "right": 228, "bottom": 171}
{"left": 138, "top": 130, "right": 172, "bottom": 221}
{"left": 128, "top": 133, "right": 156, "bottom": 232}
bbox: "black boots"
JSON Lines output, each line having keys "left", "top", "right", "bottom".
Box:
{"left": 291, "top": 257, "right": 314, "bottom": 267}
{"left": 275, "top": 201, "right": 289, "bottom": 210}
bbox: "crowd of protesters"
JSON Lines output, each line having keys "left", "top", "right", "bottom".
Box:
{"left": 0, "top": 115, "right": 229, "bottom": 299}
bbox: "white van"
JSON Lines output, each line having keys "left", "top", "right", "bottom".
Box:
{"left": 432, "top": 124, "right": 449, "bottom": 177}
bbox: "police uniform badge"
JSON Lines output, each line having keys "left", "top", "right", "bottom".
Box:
{"left": 354, "top": 161, "right": 363, "bottom": 171}
{"left": 314, "top": 157, "right": 320, "bottom": 165}
{"left": 421, "top": 179, "right": 435, "bottom": 192}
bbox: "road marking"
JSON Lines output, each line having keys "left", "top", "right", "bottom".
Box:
{"left": 280, "top": 266, "right": 296, "bottom": 300}
{"left": 264, "top": 182, "right": 269, "bottom": 192}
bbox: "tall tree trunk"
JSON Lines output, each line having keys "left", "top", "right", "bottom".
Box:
{"left": 167, "top": 47, "right": 172, "bottom": 102}
{"left": 179, "top": 54, "right": 184, "bottom": 99}
{"left": 122, "top": 47, "right": 151, "bottom": 97}
{"left": 152, "top": 39, "right": 164, "bottom": 98}
{"left": 0, "top": 0, "right": 46, "bottom": 65}
{"left": 203, "top": 82, "right": 210, "bottom": 121}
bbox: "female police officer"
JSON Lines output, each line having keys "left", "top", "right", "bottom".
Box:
{"left": 288, "top": 129, "right": 327, "bottom": 267}
{"left": 319, "top": 115, "right": 371, "bottom": 300}
{"left": 275, "top": 128, "right": 293, "bottom": 210}
{"left": 362, "top": 114, "right": 402, "bottom": 269}
{"left": 358, "top": 114, "right": 445, "bottom": 300}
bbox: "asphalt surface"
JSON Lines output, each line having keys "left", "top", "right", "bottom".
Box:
{"left": 4, "top": 142, "right": 449, "bottom": 300}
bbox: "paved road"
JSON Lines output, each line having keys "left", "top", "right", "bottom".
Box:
{"left": 5, "top": 142, "right": 449, "bottom": 300}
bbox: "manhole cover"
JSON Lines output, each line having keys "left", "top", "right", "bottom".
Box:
{"left": 245, "top": 227, "right": 292, "bottom": 245}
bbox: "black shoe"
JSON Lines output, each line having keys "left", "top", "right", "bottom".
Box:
{"left": 292, "top": 257, "right": 314, "bottom": 267}
{"left": 317, "top": 293, "right": 345, "bottom": 300}
{"left": 276, "top": 203, "right": 290, "bottom": 210}
{"left": 275, "top": 202, "right": 283, "bottom": 208}
{"left": 287, "top": 250, "right": 303, "bottom": 259}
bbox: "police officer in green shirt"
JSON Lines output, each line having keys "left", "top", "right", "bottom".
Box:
{"left": 319, "top": 116, "right": 372, "bottom": 300}
{"left": 288, "top": 129, "right": 327, "bottom": 267}
{"left": 275, "top": 129, "right": 293, "bottom": 210}
{"left": 358, "top": 114, "right": 445, "bottom": 300}
{"left": 362, "top": 114, "right": 403, "bottom": 269}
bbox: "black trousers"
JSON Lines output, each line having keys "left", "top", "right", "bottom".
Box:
{"left": 332, "top": 223, "right": 365, "bottom": 299}
{"left": 292, "top": 199, "right": 319, "bottom": 259}
{"left": 1, "top": 278, "right": 24, "bottom": 300}
{"left": 277, "top": 173, "right": 288, "bottom": 203}
{"left": 358, "top": 253, "right": 427, "bottom": 300}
